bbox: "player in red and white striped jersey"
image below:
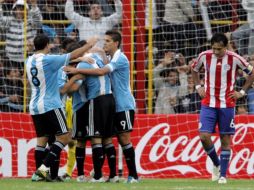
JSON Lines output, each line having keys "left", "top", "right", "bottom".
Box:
{"left": 191, "top": 33, "right": 254, "bottom": 184}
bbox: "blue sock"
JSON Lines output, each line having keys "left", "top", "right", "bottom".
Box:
{"left": 220, "top": 150, "right": 231, "bottom": 177}
{"left": 205, "top": 145, "right": 220, "bottom": 167}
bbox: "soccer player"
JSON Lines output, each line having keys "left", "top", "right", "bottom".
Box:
{"left": 64, "top": 30, "right": 139, "bottom": 183}
{"left": 191, "top": 33, "right": 254, "bottom": 184}
{"left": 66, "top": 42, "right": 117, "bottom": 183}
{"left": 27, "top": 34, "right": 97, "bottom": 180}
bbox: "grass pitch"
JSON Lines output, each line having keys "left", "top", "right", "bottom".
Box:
{"left": 0, "top": 178, "right": 253, "bottom": 190}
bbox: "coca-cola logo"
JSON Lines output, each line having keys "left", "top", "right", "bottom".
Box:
{"left": 135, "top": 122, "right": 254, "bottom": 177}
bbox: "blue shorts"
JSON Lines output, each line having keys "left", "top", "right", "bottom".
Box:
{"left": 199, "top": 105, "right": 235, "bottom": 135}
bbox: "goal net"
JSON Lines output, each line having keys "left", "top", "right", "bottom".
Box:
{"left": 0, "top": 0, "right": 254, "bottom": 179}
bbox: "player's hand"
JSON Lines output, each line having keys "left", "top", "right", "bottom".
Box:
{"left": 229, "top": 91, "right": 244, "bottom": 100}
{"left": 9, "top": 95, "right": 20, "bottom": 103}
{"left": 73, "top": 74, "right": 84, "bottom": 80}
{"left": 197, "top": 87, "right": 206, "bottom": 98}
{"left": 64, "top": 66, "right": 78, "bottom": 74}
{"left": 77, "top": 56, "right": 95, "bottom": 64}
{"left": 86, "top": 36, "right": 100, "bottom": 47}
{"left": 0, "top": 0, "right": 5, "bottom": 4}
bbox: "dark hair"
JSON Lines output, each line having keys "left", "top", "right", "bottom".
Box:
{"left": 61, "top": 38, "right": 76, "bottom": 51}
{"left": 89, "top": 0, "right": 101, "bottom": 9}
{"left": 66, "top": 42, "right": 81, "bottom": 53}
{"left": 211, "top": 33, "right": 228, "bottom": 47}
{"left": 78, "top": 40, "right": 87, "bottom": 46}
{"left": 105, "top": 30, "right": 122, "bottom": 48}
{"left": 33, "top": 34, "right": 49, "bottom": 51}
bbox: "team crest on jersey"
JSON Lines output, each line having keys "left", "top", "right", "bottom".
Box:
{"left": 223, "top": 64, "right": 231, "bottom": 71}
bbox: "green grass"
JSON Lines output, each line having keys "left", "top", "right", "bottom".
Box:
{"left": 0, "top": 178, "right": 253, "bottom": 190}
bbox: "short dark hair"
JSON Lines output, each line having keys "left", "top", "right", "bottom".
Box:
{"left": 211, "top": 33, "right": 228, "bottom": 47}
{"left": 89, "top": 0, "right": 101, "bottom": 9}
{"left": 78, "top": 40, "right": 87, "bottom": 46}
{"left": 105, "top": 30, "right": 122, "bottom": 48}
{"left": 61, "top": 38, "right": 76, "bottom": 51}
{"left": 66, "top": 42, "right": 81, "bottom": 53}
{"left": 33, "top": 34, "right": 49, "bottom": 51}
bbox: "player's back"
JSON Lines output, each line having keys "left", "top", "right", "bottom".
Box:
{"left": 26, "top": 53, "right": 70, "bottom": 114}
{"left": 78, "top": 53, "right": 112, "bottom": 100}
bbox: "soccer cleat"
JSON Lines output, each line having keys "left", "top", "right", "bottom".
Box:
{"left": 35, "top": 165, "right": 50, "bottom": 180}
{"left": 218, "top": 176, "right": 227, "bottom": 184}
{"left": 106, "top": 176, "right": 119, "bottom": 183}
{"left": 212, "top": 165, "right": 220, "bottom": 181}
{"left": 76, "top": 175, "right": 87, "bottom": 182}
{"left": 46, "top": 176, "right": 65, "bottom": 182}
{"left": 31, "top": 173, "right": 44, "bottom": 182}
{"left": 89, "top": 177, "right": 105, "bottom": 183}
{"left": 126, "top": 176, "right": 139, "bottom": 183}
{"left": 61, "top": 173, "right": 71, "bottom": 181}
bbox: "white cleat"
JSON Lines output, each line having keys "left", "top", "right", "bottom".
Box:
{"left": 218, "top": 176, "right": 227, "bottom": 184}
{"left": 76, "top": 175, "right": 87, "bottom": 182}
{"left": 212, "top": 165, "right": 220, "bottom": 181}
{"left": 106, "top": 176, "right": 119, "bottom": 183}
{"left": 89, "top": 177, "right": 105, "bottom": 183}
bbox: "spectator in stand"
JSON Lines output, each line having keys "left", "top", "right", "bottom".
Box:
{"left": 38, "top": 0, "right": 65, "bottom": 20}
{"left": 65, "top": 0, "right": 122, "bottom": 48}
{"left": 0, "top": 67, "right": 24, "bottom": 112}
{"left": 0, "top": 0, "right": 42, "bottom": 73}
{"left": 153, "top": 52, "right": 188, "bottom": 114}
{"left": 226, "top": 0, "right": 254, "bottom": 56}
{"left": 178, "top": 73, "right": 201, "bottom": 114}
{"left": 159, "top": 0, "right": 199, "bottom": 57}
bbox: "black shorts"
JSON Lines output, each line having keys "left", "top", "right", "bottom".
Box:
{"left": 32, "top": 108, "right": 68, "bottom": 137}
{"left": 114, "top": 110, "right": 135, "bottom": 133}
{"left": 72, "top": 102, "right": 89, "bottom": 140}
{"left": 87, "top": 94, "right": 116, "bottom": 138}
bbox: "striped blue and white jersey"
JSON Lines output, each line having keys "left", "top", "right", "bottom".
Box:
{"left": 57, "top": 66, "right": 68, "bottom": 108}
{"left": 77, "top": 53, "right": 112, "bottom": 100}
{"left": 105, "top": 49, "right": 135, "bottom": 112}
{"left": 26, "top": 53, "right": 70, "bottom": 115}
{"left": 72, "top": 80, "right": 87, "bottom": 113}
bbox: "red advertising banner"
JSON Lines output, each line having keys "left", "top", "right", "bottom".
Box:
{"left": 0, "top": 113, "right": 254, "bottom": 178}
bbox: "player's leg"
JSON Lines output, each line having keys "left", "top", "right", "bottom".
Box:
{"left": 91, "top": 138, "right": 104, "bottom": 181}
{"left": 62, "top": 97, "right": 76, "bottom": 180}
{"left": 102, "top": 95, "right": 118, "bottom": 182}
{"left": 103, "top": 138, "right": 118, "bottom": 182}
{"left": 31, "top": 114, "right": 49, "bottom": 181}
{"left": 217, "top": 107, "right": 235, "bottom": 184}
{"left": 199, "top": 106, "right": 220, "bottom": 181}
{"left": 63, "top": 139, "right": 76, "bottom": 180}
{"left": 72, "top": 104, "right": 89, "bottom": 182}
{"left": 36, "top": 108, "right": 71, "bottom": 180}
{"left": 115, "top": 110, "right": 138, "bottom": 183}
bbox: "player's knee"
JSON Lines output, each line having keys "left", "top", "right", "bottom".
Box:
{"left": 199, "top": 133, "right": 210, "bottom": 143}
{"left": 118, "top": 132, "right": 131, "bottom": 146}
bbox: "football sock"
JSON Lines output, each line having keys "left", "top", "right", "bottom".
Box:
{"left": 92, "top": 144, "right": 104, "bottom": 179}
{"left": 122, "top": 143, "right": 138, "bottom": 179}
{"left": 50, "top": 152, "right": 60, "bottom": 179}
{"left": 34, "top": 146, "right": 46, "bottom": 169}
{"left": 75, "top": 147, "right": 86, "bottom": 176}
{"left": 220, "top": 149, "right": 231, "bottom": 177}
{"left": 104, "top": 143, "right": 117, "bottom": 178}
{"left": 43, "top": 141, "right": 65, "bottom": 168}
{"left": 66, "top": 142, "right": 76, "bottom": 177}
{"left": 205, "top": 145, "right": 220, "bottom": 167}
